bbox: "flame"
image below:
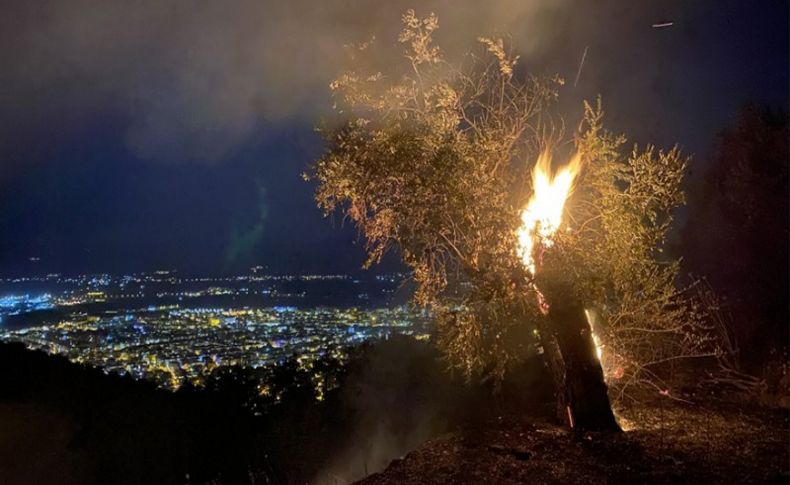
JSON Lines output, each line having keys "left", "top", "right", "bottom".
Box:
{"left": 516, "top": 153, "right": 616, "bottom": 384}
{"left": 516, "top": 149, "right": 583, "bottom": 275}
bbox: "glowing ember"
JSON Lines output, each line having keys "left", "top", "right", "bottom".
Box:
{"left": 585, "top": 309, "right": 604, "bottom": 362}
{"left": 592, "top": 331, "right": 604, "bottom": 361}
{"left": 517, "top": 149, "right": 583, "bottom": 275}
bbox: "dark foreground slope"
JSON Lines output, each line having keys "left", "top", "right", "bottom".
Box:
{"left": 4, "top": 338, "right": 784, "bottom": 485}
{"left": 358, "top": 399, "right": 789, "bottom": 484}
{"left": 0, "top": 338, "right": 553, "bottom": 484}
{"left": 0, "top": 342, "right": 264, "bottom": 484}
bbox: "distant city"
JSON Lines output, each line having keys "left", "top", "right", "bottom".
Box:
{"left": 0, "top": 270, "right": 430, "bottom": 393}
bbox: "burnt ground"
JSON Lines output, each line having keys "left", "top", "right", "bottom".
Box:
{"left": 357, "top": 399, "right": 789, "bottom": 484}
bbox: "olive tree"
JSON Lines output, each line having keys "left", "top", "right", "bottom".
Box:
{"left": 309, "top": 11, "right": 715, "bottom": 430}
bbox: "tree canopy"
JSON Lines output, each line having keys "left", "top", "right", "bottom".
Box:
{"left": 310, "top": 11, "right": 715, "bottom": 397}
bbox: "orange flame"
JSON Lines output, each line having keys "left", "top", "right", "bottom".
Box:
{"left": 517, "top": 152, "right": 613, "bottom": 380}
{"left": 516, "top": 149, "right": 583, "bottom": 275}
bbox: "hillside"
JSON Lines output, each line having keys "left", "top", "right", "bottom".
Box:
{"left": 359, "top": 400, "right": 788, "bottom": 484}
{"left": 0, "top": 338, "right": 546, "bottom": 484}
{"left": 2, "top": 340, "right": 787, "bottom": 484}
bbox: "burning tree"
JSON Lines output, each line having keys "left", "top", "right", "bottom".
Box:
{"left": 309, "top": 11, "right": 715, "bottom": 431}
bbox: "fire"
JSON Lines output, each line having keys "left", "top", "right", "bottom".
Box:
{"left": 518, "top": 149, "right": 606, "bottom": 360}
{"left": 516, "top": 149, "right": 583, "bottom": 275}
{"left": 585, "top": 309, "right": 604, "bottom": 362}
{"left": 516, "top": 149, "right": 617, "bottom": 389}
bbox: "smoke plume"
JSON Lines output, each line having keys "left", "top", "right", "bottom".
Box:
{"left": 1, "top": 0, "right": 572, "bottom": 164}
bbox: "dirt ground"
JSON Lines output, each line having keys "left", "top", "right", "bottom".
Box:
{"left": 357, "top": 399, "right": 789, "bottom": 484}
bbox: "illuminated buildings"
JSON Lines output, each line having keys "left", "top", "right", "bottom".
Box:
{"left": 0, "top": 271, "right": 427, "bottom": 390}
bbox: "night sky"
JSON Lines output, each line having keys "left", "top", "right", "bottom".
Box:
{"left": 0, "top": 0, "right": 787, "bottom": 276}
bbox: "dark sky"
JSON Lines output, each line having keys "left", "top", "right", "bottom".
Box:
{"left": 0, "top": 0, "right": 787, "bottom": 276}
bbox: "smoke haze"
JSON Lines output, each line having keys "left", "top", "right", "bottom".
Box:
{"left": 0, "top": 0, "right": 786, "bottom": 274}
{"left": 3, "top": 1, "right": 787, "bottom": 166}
{"left": 1, "top": 0, "right": 576, "bottom": 165}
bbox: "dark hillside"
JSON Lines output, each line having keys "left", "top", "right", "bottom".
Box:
{"left": 0, "top": 338, "right": 554, "bottom": 484}
{"left": 359, "top": 400, "right": 789, "bottom": 484}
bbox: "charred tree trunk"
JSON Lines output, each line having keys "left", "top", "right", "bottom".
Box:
{"left": 537, "top": 329, "right": 569, "bottom": 424}
{"left": 538, "top": 289, "right": 620, "bottom": 432}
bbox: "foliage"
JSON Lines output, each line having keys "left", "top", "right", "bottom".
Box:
{"left": 309, "top": 11, "right": 717, "bottom": 394}
{"left": 545, "top": 100, "right": 716, "bottom": 399}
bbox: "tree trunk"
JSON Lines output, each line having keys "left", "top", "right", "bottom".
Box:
{"left": 539, "top": 293, "right": 620, "bottom": 432}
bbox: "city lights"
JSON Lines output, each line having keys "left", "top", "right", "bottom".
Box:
{"left": 0, "top": 271, "right": 426, "bottom": 391}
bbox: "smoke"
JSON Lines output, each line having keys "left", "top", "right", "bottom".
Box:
{"left": 2, "top": 1, "right": 787, "bottom": 169}
{"left": 0, "top": 0, "right": 569, "bottom": 164}
{"left": 308, "top": 336, "right": 553, "bottom": 483}
{"left": 313, "top": 338, "right": 453, "bottom": 483}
